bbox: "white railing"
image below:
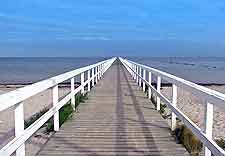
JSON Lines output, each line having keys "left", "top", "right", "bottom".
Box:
{"left": 119, "top": 57, "right": 225, "bottom": 156}
{"left": 0, "top": 57, "right": 116, "bottom": 156}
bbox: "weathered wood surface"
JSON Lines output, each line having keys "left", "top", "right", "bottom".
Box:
{"left": 38, "top": 61, "right": 188, "bottom": 156}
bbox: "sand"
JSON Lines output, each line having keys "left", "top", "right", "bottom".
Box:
{"left": 160, "top": 85, "right": 225, "bottom": 140}
{"left": 0, "top": 86, "right": 71, "bottom": 156}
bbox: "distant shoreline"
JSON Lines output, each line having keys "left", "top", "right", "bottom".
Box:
{"left": 0, "top": 82, "right": 81, "bottom": 89}
{"left": 1, "top": 82, "right": 225, "bottom": 89}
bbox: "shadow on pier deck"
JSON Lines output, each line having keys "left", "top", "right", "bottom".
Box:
{"left": 37, "top": 61, "right": 188, "bottom": 156}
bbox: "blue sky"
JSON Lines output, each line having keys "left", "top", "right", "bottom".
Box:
{"left": 0, "top": 0, "right": 225, "bottom": 57}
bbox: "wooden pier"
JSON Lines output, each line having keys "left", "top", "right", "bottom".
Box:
{"left": 38, "top": 61, "right": 188, "bottom": 156}
{"left": 1, "top": 57, "right": 225, "bottom": 156}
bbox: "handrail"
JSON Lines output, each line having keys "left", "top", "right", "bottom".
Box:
{"left": 126, "top": 59, "right": 225, "bottom": 110}
{"left": 0, "top": 57, "right": 116, "bottom": 156}
{"left": 119, "top": 57, "right": 225, "bottom": 156}
{"left": 0, "top": 58, "right": 114, "bottom": 112}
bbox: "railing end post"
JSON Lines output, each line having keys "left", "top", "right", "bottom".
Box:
{"left": 204, "top": 101, "right": 214, "bottom": 156}
{"left": 15, "top": 102, "right": 25, "bottom": 156}
{"left": 53, "top": 85, "right": 59, "bottom": 131}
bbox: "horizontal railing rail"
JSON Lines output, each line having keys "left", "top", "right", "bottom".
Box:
{"left": 0, "top": 57, "right": 116, "bottom": 156}
{"left": 119, "top": 57, "right": 225, "bottom": 156}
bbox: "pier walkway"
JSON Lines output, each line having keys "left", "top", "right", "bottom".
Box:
{"left": 1, "top": 57, "right": 225, "bottom": 156}
{"left": 38, "top": 61, "right": 188, "bottom": 156}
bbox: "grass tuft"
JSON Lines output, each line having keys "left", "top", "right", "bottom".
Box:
{"left": 46, "top": 92, "right": 88, "bottom": 132}
{"left": 174, "top": 124, "right": 202, "bottom": 156}
{"left": 24, "top": 92, "right": 88, "bottom": 133}
{"left": 216, "top": 138, "right": 225, "bottom": 150}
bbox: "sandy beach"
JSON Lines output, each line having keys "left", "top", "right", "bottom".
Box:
{"left": 160, "top": 85, "right": 225, "bottom": 140}
{"left": 0, "top": 85, "right": 71, "bottom": 156}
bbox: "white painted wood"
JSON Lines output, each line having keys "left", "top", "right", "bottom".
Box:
{"left": 119, "top": 57, "right": 225, "bottom": 156}
{"left": 148, "top": 72, "right": 152, "bottom": 99}
{"left": 157, "top": 76, "right": 161, "bottom": 111}
{"left": 100, "top": 64, "right": 102, "bottom": 77}
{"left": 131, "top": 64, "right": 133, "bottom": 78}
{"left": 204, "top": 101, "right": 214, "bottom": 156}
{"left": 81, "top": 72, "right": 85, "bottom": 94}
{"left": 98, "top": 65, "right": 101, "bottom": 79}
{"left": 95, "top": 67, "right": 98, "bottom": 83}
{"left": 139, "top": 67, "right": 142, "bottom": 86}
{"left": 53, "top": 85, "right": 59, "bottom": 131}
{"left": 99, "top": 65, "right": 101, "bottom": 79}
{"left": 92, "top": 68, "right": 95, "bottom": 87}
{"left": 171, "top": 84, "right": 177, "bottom": 131}
{"left": 102, "top": 64, "right": 104, "bottom": 76}
{"left": 88, "top": 70, "right": 91, "bottom": 91}
{"left": 15, "top": 102, "right": 25, "bottom": 156}
{"left": 98, "top": 66, "right": 100, "bottom": 80}
{"left": 101, "top": 64, "right": 104, "bottom": 76}
{"left": 136, "top": 66, "right": 139, "bottom": 83}
{"left": 71, "top": 77, "right": 75, "bottom": 110}
{"left": 100, "top": 65, "right": 101, "bottom": 79}
{"left": 143, "top": 69, "right": 146, "bottom": 92}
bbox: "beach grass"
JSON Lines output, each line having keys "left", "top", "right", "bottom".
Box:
{"left": 149, "top": 91, "right": 203, "bottom": 156}
{"left": 24, "top": 92, "right": 88, "bottom": 133}
{"left": 174, "top": 124, "right": 202, "bottom": 156}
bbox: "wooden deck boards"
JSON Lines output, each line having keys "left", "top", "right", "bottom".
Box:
{"left": 37, "top": 61, "right": 188, "bottom": 156}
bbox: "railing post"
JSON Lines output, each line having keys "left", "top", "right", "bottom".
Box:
{"left": 148, "top": 72, "right": 152, "bottom": 99}
{"left": 143, "top": 69, "right": 146, "bottom": 92}
{"left": 99, "top": 65, "right": 101, "bottom": 79}
{"left": 88, "top": 70, "right": 91, "bottom": 92}
{"left": 81, "top": 72, "right": 84, "bottom": 94}
{"left": 204, "top": 101, "right": 213, "bottom": 156}
{"left": 100, "top": 64, "right": 102, "bottom": 77}
{"left": 101, "top": 64, "right": 103, "bottom": 77}
{"left": 95, "top": 67, "right": 98, "bottom": 83}
{"left": 131, "top": 64, "right": 134, "bottom": 79}
{"left": 53, "top": 85, "right": 59, "bottom": 131}
{"left": 136, "top": 66, "right": 139, "bottom": 83}
{"left": 98, "top": 66, "right": 100, "bottom": 80}
{"left": 71, "top": 77, "right": 75, "bottom": 110}
{"left": 102, "top": 63, "right": 105, "bottom": 75}
{"left": 139, "top": 67, "right": 142, "bottom": 87}
{"left": 92, "top": 68, "right": 95, "bottom": 87}
{"left": 132, "top": 64, "right": 134, "bottom": 79}
{"left": 15, "top": 102, "right": 25, "bottom": 156}
{"left": 171, "top": 84, "right": 177, "bottom": 131}
{"left": 157, "top": 76, "right": 161, "bottom": 111}
{"left": 101, "top": 64, "right": 104, "bottom": 77}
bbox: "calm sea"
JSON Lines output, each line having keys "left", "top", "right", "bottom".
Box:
{"left": 0, "top": 57, "right": 107, "bottom": 84}
{"left": 0, "top": 57, "right": 225, "bottom": 84}
{"left": 131, "top": 57, "right": 225, "bottom": 84}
